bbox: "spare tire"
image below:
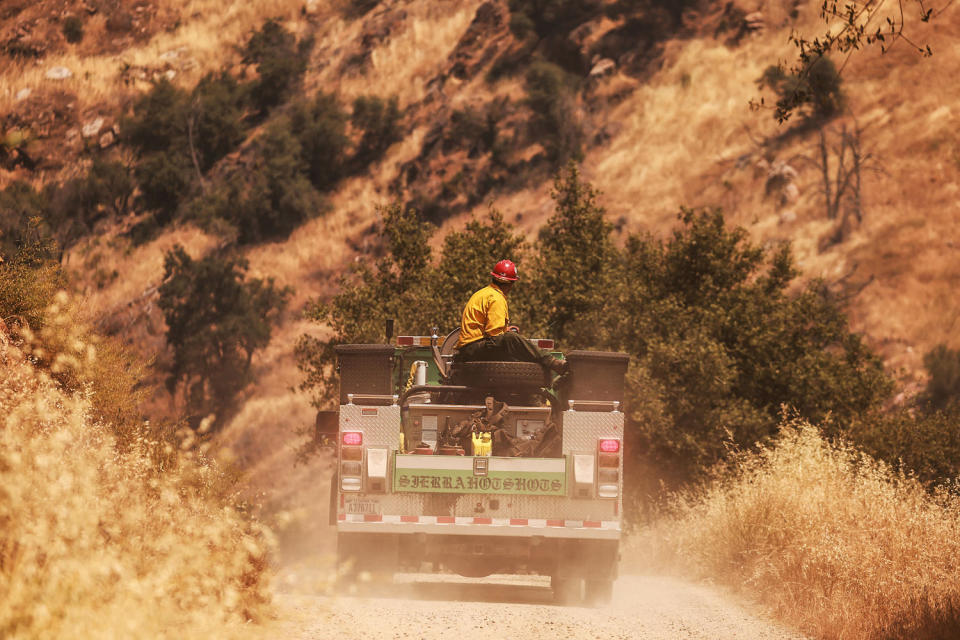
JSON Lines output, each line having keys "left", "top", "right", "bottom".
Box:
{"left": 454, "top": 361, "right": 550, "bottom": 391}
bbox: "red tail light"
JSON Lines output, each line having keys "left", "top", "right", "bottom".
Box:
{"left": 536, "top": 339, "right": 555, "bottom": 349}
{"left": 598, "top": 438, "right": 620, "bottom": 453}
{"left": 342, "top": 431, "right": 363, "bottom": 446}
{"left": 397, "top": 336, "right": 415, "bottom": 346}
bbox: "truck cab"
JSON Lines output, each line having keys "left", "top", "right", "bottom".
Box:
{"left": 326, "top": 332, "right": 629, "bottom": 604}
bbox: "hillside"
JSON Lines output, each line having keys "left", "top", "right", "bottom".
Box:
{"left": 2, "top": 0, "right": 959, "bottom": 543}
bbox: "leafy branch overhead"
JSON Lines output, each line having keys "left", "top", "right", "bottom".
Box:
{"left": 765, "top": 0, "right": 946, "bottom": 122}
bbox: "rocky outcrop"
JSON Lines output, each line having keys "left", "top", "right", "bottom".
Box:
{"left": 446, "top": 1, "right": 511, "bottom": 81}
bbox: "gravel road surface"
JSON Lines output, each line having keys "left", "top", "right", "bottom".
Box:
{"left": 272, "top": 572, "right": 807, "bottom": 639}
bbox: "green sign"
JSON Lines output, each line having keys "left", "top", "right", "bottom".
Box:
{"left": 393, "top": 467, "right": 566, "bottom": 496}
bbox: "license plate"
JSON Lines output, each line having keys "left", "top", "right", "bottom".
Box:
{"left": 345, "top": 500, "right": 381, "bottom": 515}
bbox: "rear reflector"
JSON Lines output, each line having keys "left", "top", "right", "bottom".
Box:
{"left": 397, "top": 336, "right": 432, "bottom": 346}
{"left": 341, "top": 446, "right": 363, "bottom": 461}
{"left": 397, "top": 336, "right": 414, "bottom": 346}
{"left": 598, "top": 452, "right": 619, "bottom": 468}
{"left": 536, "top": 339, "right": 555, "bottom": 349}
{"left": 598, "top": 438, "right": 620, "bottom": 453}
{"left": 342, "top": 431, "right": 363, "bottom": 446}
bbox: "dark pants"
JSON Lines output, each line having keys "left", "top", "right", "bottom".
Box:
{"left": 455, "top": 332, "right": 553, "bottom": 367}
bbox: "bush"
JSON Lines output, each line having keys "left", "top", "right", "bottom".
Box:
{"left": 524, "top": 61, "right": 583, "bottom": 166}
{"left": 759, "top": 55, "right": 844, "bottom": 122}
{"left": 0, "top": 182, "right": 55, "bottom": 260}
{"left": 351, "top": 94, "right": 402, "bottom": 170}
{"left": 243, "top": 19, "right": 313, "bottom": 112}
{"left": 190, "top": 72, "right": 247, "bottom": 172}
{"left": 62, "top": 16, "right": 84, "bottom": 43}
{"left": 920, "top": 344, "right": 960, "bottom": 412}
{"left": 344, "top": 0, "right": 380, "bottom": 18}
{"left": 159, "top": 245, "right": 291, "bottom": 416}
{"left": 444, "top": 103, "right": 502, "bottom": 157}
{"left": 289, "top": 93, "right": 350, "bottom": 191}
{"left": 48, "top": 158, "right": 134, "bottom": 242}
{"left": 0, "top": 233, "right": 63, "bottom": 332}
{"left": 123, "top": 74, "right": 247, "bottom": 231}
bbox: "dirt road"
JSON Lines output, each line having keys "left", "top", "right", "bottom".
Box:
{"left": 271, "top": 572, "right": 807, "bottom": 639}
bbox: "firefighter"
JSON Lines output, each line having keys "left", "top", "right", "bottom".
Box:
{"left": 454, "top": 259, "right": 568, "bottom": 374}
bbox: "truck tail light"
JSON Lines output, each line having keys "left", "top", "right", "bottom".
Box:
{"left": 599, "top": 438, "right": 620, "bottom": 453}
{"left": 536, "top": 339, "right": 555, "bottom": 349}
{"left": 340, "top": 431, "right": 363, "bottom": 491}
{"left": 597, "top": 438, "right": 621, "bottom": 499}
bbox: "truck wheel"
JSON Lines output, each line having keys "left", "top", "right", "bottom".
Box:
{"left": 551, "top": 575, "right": 583, "bottom": 605}
{"left": 456, "top": 361, "right": 549, "bottom": 390}
{"left": 584, "top": 578, "right": 614, "bottom": 605}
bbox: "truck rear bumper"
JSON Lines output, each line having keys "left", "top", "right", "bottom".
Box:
{"left": 337, "top": 514, "right": 621, "bottom": 539}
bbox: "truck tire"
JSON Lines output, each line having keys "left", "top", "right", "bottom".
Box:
{"left": 584, "top": 578, "right": 614, "bottom": 605}
{"left": 551, "top": 575, "right": 583, "bottom": 605}
{"left": 456, "top": 361, "right": 549, "bottom": 390}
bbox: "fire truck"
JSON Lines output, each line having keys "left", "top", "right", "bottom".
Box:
{"left": 320, "top": 329, "right": 629, "bottom": 604}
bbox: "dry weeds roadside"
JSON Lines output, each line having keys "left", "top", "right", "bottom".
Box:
{"left": 0, "top": 327, "right": 273, "bottom": 638}
{"left": 642, "top": 420, "right": 960, "bottom": 640}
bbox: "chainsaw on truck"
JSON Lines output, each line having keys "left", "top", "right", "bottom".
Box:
{"left": 317, "top": 326, "right": 629, "bottom": 605}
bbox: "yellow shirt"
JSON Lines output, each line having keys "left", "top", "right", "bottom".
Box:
{"left": 457, "top": 284, "right": 509, "bottom": 348}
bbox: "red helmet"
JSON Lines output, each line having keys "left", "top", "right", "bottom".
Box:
{"left": 491, "top": 259, "right": 519, "bottom": 282}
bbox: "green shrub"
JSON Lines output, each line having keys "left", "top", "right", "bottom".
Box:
{"left": 190, "top": 72, "right": 246, "bottom": 172}
{"left": 159, "top": 245, "right": 290, "bottom": 417}
{"left": 133, "top": 151, "right": 194, "bottom": 226}
{"left": 524, "top": 61, "right": 583, "bottom": 166}
{"left": 123, "top": 78, "right": 189, "bottom": 154}
{"left": 243, "top": 19, "right": 313, "bottom": 112}
{"left": 184, "top": 118, "right": 323, "bottom": 243}
{"left": 289, "top": 93, "right": 350, "bottom": 191}
{"left": 920, "top": 344, "right": 960, "bottom": 412}
{"left": 62, "top": 16, "right": 84, "bottom": 43}
{"left": 759, "top": 55, "right": 845, "bottom": 121}
{"left": 48, "top": 158, "right": 134, "bottom": 243}
{"left": 0, "top": 182, "right": 54, "bottom": 260}
{"left": 344, "top": 0, "right": 380, "bottom": 18}
{"left": 351, "top": 94, "right": 402, "bottom": 170}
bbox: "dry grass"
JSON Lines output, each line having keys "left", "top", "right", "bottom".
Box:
{"left": 0, "top": 0, "right": 309, "bottom": 115}
{"left": 0, "top": 322, "right": 274, "bottom": 638}
{"left": 643, "top": 419, "right": 960, "bottom": 640}
{"left": 331, "top": 1, "right": 482, "bottom": 106}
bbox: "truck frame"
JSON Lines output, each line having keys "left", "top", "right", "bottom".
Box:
{"left": 325, "top": 332, "right": 629, "bottom": 604}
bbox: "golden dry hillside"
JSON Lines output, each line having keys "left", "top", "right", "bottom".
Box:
{"left": 2, "top": 0, "right": 958, "bottom": 543}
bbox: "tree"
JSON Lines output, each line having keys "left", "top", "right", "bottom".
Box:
{"left": 609, "top": 208, "right": 892, "bottom": 492}
{"left": 524, "top": 61, "right": 583, "bottom": 166}
{"left": 290, "top": 93, "right": 350, "bottom": 191}
{"left": 434, "top": 210, "right": 528, "bottom": 330}
{"left": 242, "top": 18, "right": 313, "bottom": 112}
{"left": 350, "top": 95, "right": 403, "bottom": 171}
{"left": 527, "top": 162, "right": 618, "bottom": 345}
{"left": 159, "top": 245, "right": 290, "bottom": 417}
{"left": 296, "top": 204, "right": 436, "bottom": 410}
